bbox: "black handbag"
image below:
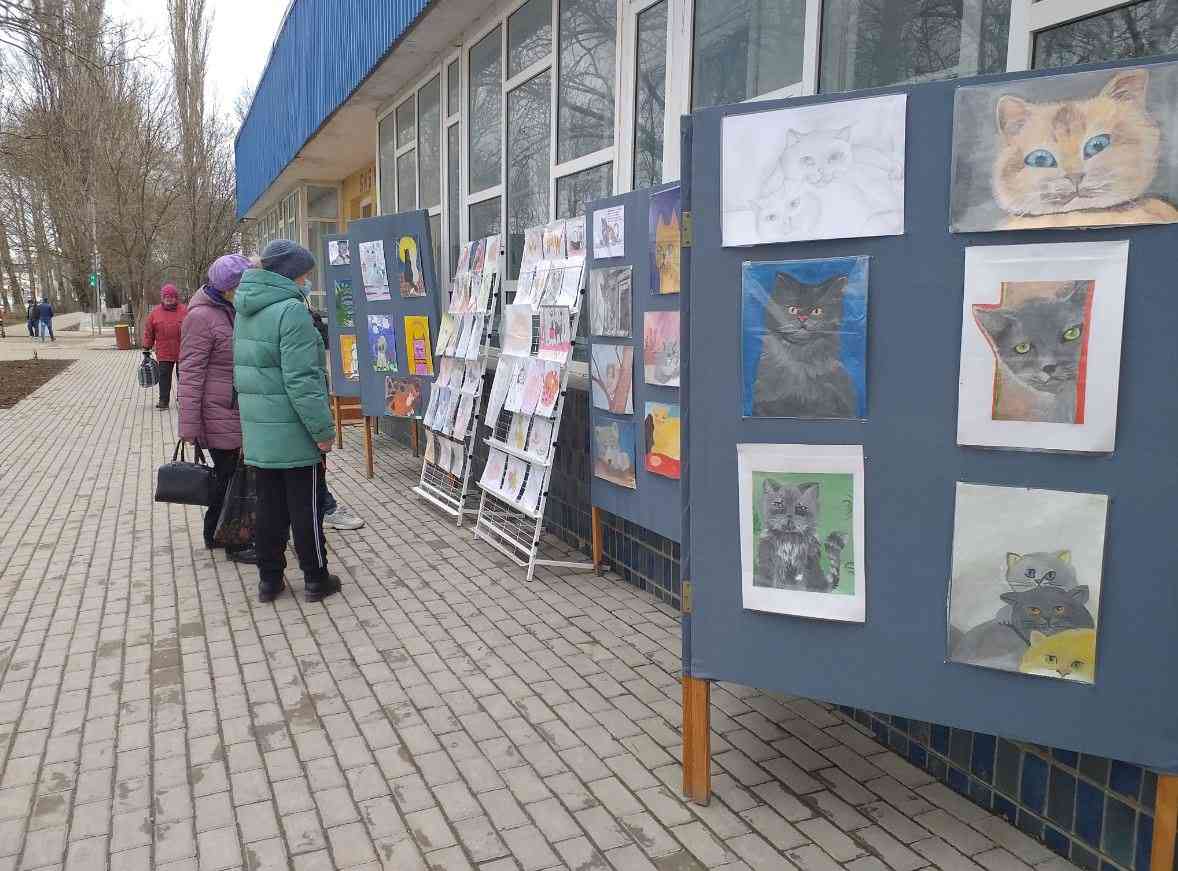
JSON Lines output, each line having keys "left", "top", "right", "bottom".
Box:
{"left": 138, "top": 353, "right": 159, "bottom": 388}
{"left": 155, "top": 440, "right": 215, "bottom": 506}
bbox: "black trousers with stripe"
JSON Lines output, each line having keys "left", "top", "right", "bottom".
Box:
{"left": 253, "top": 463, "right": 328, "bottom": 588}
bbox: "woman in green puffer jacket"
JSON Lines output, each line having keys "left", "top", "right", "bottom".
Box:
{"left": 233, "top": 240, "right": 340, "bottom": 604}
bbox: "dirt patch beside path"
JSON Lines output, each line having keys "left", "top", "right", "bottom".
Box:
{"left": 0, "top": 359, "right": 74, "bottom": 408}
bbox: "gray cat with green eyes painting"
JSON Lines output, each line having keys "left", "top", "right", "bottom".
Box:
{"left": 973, "top": 280, "right": 1091, "bottom": 424}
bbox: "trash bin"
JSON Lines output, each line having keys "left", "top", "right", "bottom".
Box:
{"left": 114, "top": 323, "right": 132, "bottom": 351}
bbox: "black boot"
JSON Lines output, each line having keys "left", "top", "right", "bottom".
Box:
{"left": 304, "top": 574, "right": 341, "bottom": 603}
{"left": 258, "top": 578, "right": 286, "bottom": 603}
{"left": 227, "top": 547, "right": 258, "bottom": 565}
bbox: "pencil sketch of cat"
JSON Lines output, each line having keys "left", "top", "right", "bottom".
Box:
{"left": 754, "top": 480, "right": 847, "bottom": 592}
{"left": 991, "top": 68, "right": 1178, "bottom": 229}
{"left": 973, "top": 281, "right": 1090, "bottom": 423}
{"left": 750, "top": 123, "right": 904, "bottom": 241}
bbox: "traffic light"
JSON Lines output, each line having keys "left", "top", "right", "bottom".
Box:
{"left": 88, "top": 273, "right": 97, "bottom": 288}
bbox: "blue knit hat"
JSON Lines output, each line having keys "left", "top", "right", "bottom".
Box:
{"left": 260, "top": 239, "right": 316, "bottom": 280}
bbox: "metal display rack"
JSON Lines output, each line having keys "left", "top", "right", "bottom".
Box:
{"left": 473, "top": 222, "right": 594, "bottom": 581}
{"left": 413, "top": 234, "right": 503, "bottom": 524}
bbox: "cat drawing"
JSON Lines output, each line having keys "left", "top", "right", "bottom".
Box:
{"left": 646, "top": 406, "right": 680, "bottom": 460}
{"left": 750, "top": 188, "right": 823, "bottom": 241}
{"left": 654, "top": 213, "right": 681, "bottom": 293}
{"left": 1019, "top": 629, "right": 1096, "bottom": 683}
{"left": 754, "top": 480, "right": 847, "bottom": 592}
{"left": 374, "top": 334, "right": 391, "bottom": 370}
{"left": 1004, "top": 551, "right": 1076, "bottom": 592}
{"left": 973, "top": 281, "right": 1091, "bottom": 424}
{"left": 594, "top": 424, "right": 632, "bottom": 477}
{"left": 599, "top": 216, "right": 621, "bottom": 249}
{"left": 952, "top": 585, "right": 1094, "bottom": 670}
{"left": 752, "top": 272, "right": 857, "bottom": 418}
{"left": 993, "top": 68, "right": 1178, "bottom": 229}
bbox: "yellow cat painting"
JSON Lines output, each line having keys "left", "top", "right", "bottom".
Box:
{"left": 1018, "top": 629, "right": 1097, "bottom": 684}
{"left": 993, "top": 68, "right": 1178, "bottom": 229}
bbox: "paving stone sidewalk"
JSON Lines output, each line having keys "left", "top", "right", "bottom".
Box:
{"left": 0, "top": 345, "right": 1079, "bottom": 871}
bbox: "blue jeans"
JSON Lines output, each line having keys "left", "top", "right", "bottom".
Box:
{"left": 38, "top": 319, "right": 53, "bottom": 340}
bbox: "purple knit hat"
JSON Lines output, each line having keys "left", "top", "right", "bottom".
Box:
{"left": 207, "top": 254, "right": 252, "bottom": 293}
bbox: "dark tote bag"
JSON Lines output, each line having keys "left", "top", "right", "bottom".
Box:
{"left": 213, "top": 461, "right": 256, "bottom": 548}
{"left": 138, "top": 353, "right": 159, "bottom": 388}
{"left": 155, "top": 440, "right": 215, "bottom": 506}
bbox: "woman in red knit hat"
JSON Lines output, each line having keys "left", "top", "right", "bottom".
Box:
{"left": 143, "top": 283, "right": 188, "bottom": 409}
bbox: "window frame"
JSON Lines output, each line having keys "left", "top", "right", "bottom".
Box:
{"left": 1007, "top": 0, "right": 1144, "bottom": 71}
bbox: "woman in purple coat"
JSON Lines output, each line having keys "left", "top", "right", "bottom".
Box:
{"left": 179, "top": 254, "right": 256, "bottom": 563}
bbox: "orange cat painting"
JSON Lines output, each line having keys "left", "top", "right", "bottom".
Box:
{"left": 951, "top": 62, "right": 1178, "bottom": 233}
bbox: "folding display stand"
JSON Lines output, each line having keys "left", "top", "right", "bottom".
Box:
{"left": 473, "top": 222, "right": 595, "bottom": 581}
{"left": 414, "top": 234, "right": 502, "bottom": 524}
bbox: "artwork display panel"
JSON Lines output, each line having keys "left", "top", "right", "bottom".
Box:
{"left": 590, "top": 345, "right": 634, "bottom": 415}
{"left": 722, "top": 94, "right": 906, "bottom": 246}
{"left": 950, "top": 63, "right": 1178, "bottom": 233}
{"left": 649, "top": 186, "right": 681, "bottom": 295}
{"left": 957, "top": 241, "right": 1128, "bottom": 453}
{"left": 366, "top": 316, "right": 398, "bottom": 373}
{"left": 397, "top": 235, "right": 428, "bottom": 298}
{"left": 742, "top": 257, "right": 868, "bottom": 419}
{"left": 592, "top": 205, "right": 625, "bottom": 259}
{"left": 947, "top": 483, "right": 1108, "bottom": 685}
{"left": 643, "top": 311, "right": 680, "bottom": 387}
{"left": 737, "top": 444, "right": 866, "bottom": 623}
{"left": 385, "top": 377, "right": 422, "bottom": 417}
{"left": 589, "top": 266, "right": 633, "bottom": 337}
{"left": 643, "top": 402, "right": 680, "bottom": 480}
{"left": 592, "top": 418, "right": 637, "bottom": 490}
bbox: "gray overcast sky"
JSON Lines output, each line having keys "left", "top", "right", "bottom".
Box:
{"left": 106, "top": 0, "right": 290, "bottom": 117}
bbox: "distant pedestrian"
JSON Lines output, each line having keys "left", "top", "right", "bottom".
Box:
{"left": 178, "top": 254, "right": 256, "bottom": 564}
{"left": 36, "top": 297, "right": 54, "bottom": 342}
{"left": 25, "top": 299, "right": 37, "bottom": 338}
{"left": 143, "top": 284, "right": 188, "bottom": 409}
{"left": 234, "top": 240, "right": 340, "bottom": 604}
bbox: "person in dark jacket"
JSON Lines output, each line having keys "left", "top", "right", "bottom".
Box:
{"left": 234, "top": 240, "right": 340, "bottom": 604}
{"left": 144, "top": 284, "right": 188, "bottom": 408}
{"left": 36, "top": 298, "right": 54, "bottom": 341}
{"left": 25, "top": 299, "right": 37, "bottom": 338}
{"left": 179, "top": 254, "right": 256, "bottom": 564}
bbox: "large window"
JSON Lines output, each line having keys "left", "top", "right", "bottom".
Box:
{"left": 820, "top": 0, "right": 1011, "bottom": 93}
{"left": 397, "top": 151, "right": 417, "bottom": 212}
{"left": 378, "top": 113, "right": 397, "bottom": 214}
{"left": 633, "top": 1, "right": 668, "bottom": 188}
{"left": 469, "top": 27, "right": 503, "bottom": 193}
{"left": 470, "top": 198, "right": 501, "bottom": 239}
{"left": 556, "top": 162, "right": 612, "bottom": 220}
{"left": 1033, "top": 1, "right": 1178, "bottom": 69}
{"left": 418, "top": 76, "right": 442, "bottom": 209}
{"left": 447, "top": 123, "right": 461, "bottom": 279}
{"left": 693, "top": 0, "right": 806, "bottom": 108}
{"left": 509, "top": 0, "right": 552, "bottom": 76}
{"left": 558, "top": 0, "right": 618, "bottom": 163}
{"left": 507, "top": 72, "right": 552, "bottom": 278}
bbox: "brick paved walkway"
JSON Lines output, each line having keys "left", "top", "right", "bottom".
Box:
{"left": 0, "top": 343, "right": 1078, "bottom": 871}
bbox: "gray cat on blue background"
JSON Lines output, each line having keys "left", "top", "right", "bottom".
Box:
{"left": 752, "top": 272, "right": 857, "bottom": 418}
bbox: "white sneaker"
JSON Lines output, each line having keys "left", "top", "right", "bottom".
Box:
{"left": 323, "top": 508, "right": 365, "bottom": 530}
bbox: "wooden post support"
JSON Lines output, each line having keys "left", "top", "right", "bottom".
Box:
{"left": 332, "top": 395, "right": 344, "bottom": 448}
{"left": 681, "top": 676, "right": 711, "bottom": 804}
{"left": 591, "top": 506, "right": 604, "bottom": 574}
{"left": 363, "top": 416, "right": 375, "bottom": 479}
{"left": 1151, "top": 774, "right": 1178, "bottom": 871}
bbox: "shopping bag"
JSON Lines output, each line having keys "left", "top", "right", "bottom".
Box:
{"left": 138, "top": 353, "right": 159, "bottom": 388}
{"left": 214, "top": 462, "right": 256, "bottom": 548}
{"left": 155, "top": 441, "right": 214, "bottom": 506}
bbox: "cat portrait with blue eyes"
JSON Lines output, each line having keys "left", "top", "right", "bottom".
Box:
{"left": 951, "top": 62, "right": 1178, "bottom": 232}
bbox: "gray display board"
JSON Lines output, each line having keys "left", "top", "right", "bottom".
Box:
{"left": 322, "top": 233, "right": 360, "bottom": 398}
{"left": 346, "top": 212, "right": 441, "bottom": 419}
{"left": 588, "top": 184, "right": 682, "bottom": 543}
{"left": 685, "top": 56, "right": 1178, "bottom": 771}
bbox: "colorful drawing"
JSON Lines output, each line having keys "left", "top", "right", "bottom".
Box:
{"left": 339, "top": 334, "right": 359, "bottom": 382}
{"left": 367, "top": 315, "right": 398, "bottom": 373}
{"left": 536, "top": 361, "right": 561, "bottom": 418}
{"left": 543, "top": 221, "right": 567, "bottom": 260}
{"left": 742, "top": 257, "right": 868, "bottom": 419}
{"left": 385, "top": 377, "right": 422, "bottom": 417}
{"left": 539, "top": 307, "right": 572, "bottom": 361}
{"left": 472, "top": 239, "right": 486, "bottom": 274}
{"left": 329, "top": 239, "right": 350, "bottom": 266}
{"left": 951, "top": 63, "right": 1178, "bottom": 233}
{"left": 592, "top": 419, "right": 637, "bottom": 490}
{"left": 503, "top": 456, "right": 528, "bottom": 501}
{"left": 592, "top": 205, "right": 625, "bottom": 259}
{"left": 722, "top": 94, "right": 906, "bottom": 246}
{"left": 948, "top": 483, "right": 1108, "bottom": 684}
{"left": 333, "top": 280, "right": 354, "bottom": 328}
{"left": 358, "top": 239, "right": 391, "bottom": 301}
{"left": 589, "top": 266, "right": 632, "bottom": 338}
{"left": 397, "top": 235, "right": 427, "bottom": 298}
{"left": 643, "top": 311, "right": 680, "bottom": 387}
{"left": 649, "top": 186, "right": 681, "bottom": 295}
{"left": 403, "top": 315, "right": 434, "bottom": 376}
{"left": 643, "top": 402, "right": 680, "bottom": 480}
{"left": 519, "top": 358, "right": 545, "bottom": 416}
{"left": 957, "top": 241, "right": 1128, "bottom": 453}
{"left": 737, "top": 444, "right": 866, "bottom": 622}
{"left": 590, "top": 345, "right": 634, "bottom": 415}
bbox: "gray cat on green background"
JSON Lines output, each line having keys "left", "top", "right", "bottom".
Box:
{"left": 755, "top": 480, "right": 846, "bottom": 592}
